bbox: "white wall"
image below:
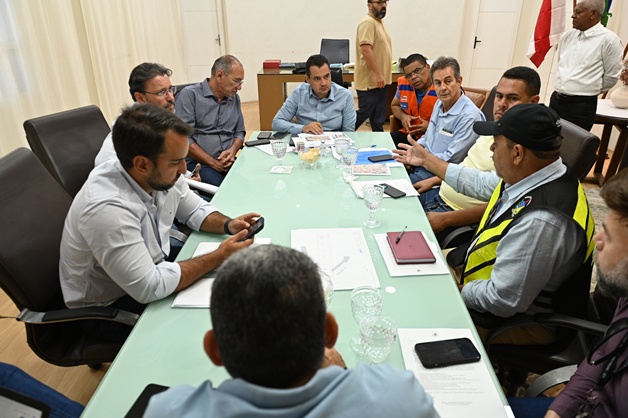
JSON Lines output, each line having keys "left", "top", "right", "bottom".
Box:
{"left": 222, "top": 0, "right": 465, "bottom": 103}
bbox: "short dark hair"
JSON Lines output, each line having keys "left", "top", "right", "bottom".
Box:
{"left": 601, "top": 168, "right": 628, "bottom": 225}
{"left": 128, "top": 63, "right": 172, "bottom": 101}
{"left": 112, "top": 103, "right": 193, "bottom": 169}
{"left": 211, "top": 55, "right": 242, "bottom": 77}
{"left": 210, "top": 245, "right": 327, "bottom": 388}
{"left": 430, "top": 56, "right": 461, "bottom": 81}
{"left": 402, "top": 53, "right": 428, "bottom": 71}
{"left": 306, "top": 54, "right": 330, "bottom": 77}
{"left": 501, "top": 66, "right": 541, "bottom": 97}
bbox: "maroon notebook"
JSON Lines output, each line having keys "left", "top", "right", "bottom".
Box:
{"left": 386, "top": 231, "right": 436, "bottom": 264}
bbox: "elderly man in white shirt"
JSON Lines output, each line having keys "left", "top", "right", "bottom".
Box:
{"left": 549, "top": 0, "right": 623, "bottom": 131}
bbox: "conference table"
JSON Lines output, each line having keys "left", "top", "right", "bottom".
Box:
{"left": 81, "top": 132, "right": 507, "bottom": 417}
{"left": 591, "top": 99, "right": 628, "bottom": 185}
{"left": 257, "top": 68, "right": 403, "bottom": 130}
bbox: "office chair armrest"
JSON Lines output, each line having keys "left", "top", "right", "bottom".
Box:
{"left": 185, "top": 178, "right": 219, "bottom": 195}
{"left": 17, "top": 307, "right": 139, "bottom": 327}
{"left": 534, "top": 313, "right": 608, "bottom": 336}
{"left": 440, "top": 225, "right": 476, "bottom": 249}
{"left": 525, "top": 364, "right": 578, "bottom": 398}
{"left": 484, "top": 314, "right": 536, "bottom": 348}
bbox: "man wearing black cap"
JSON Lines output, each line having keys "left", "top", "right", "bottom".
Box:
{"left": 400, "top": 104, "right": 595, "bottom": 344}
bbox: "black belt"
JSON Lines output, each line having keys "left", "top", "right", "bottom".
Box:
{"left": 552, "top": 91, "right": 597, "bottom": 103}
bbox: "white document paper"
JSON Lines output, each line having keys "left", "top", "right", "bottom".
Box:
{"left": 254, "top": 143, "right": 274, "bottom": 156}
{"left": 297, "top": 132, "right": 352, "bottom": 147}
{"left": 172, "top": 238, "right": 272, "bottom": 308}
{"left": 399, "top": 328, "right": 508, "bottom": 418}
{"left": 291, "top": 228, "right": 379, "bottom": 290}
{"left": 349, "top": 178, "right": 419, "bottom": 198}
{"left": 374, "top": 233, "right": 450, "bottom": 276}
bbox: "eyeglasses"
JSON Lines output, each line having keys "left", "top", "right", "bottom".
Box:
{"left": 370, "top": 0, "right": 389, "bottom": 4}
{"left": 229, "top": 75, "right": 244, "bottom": 86}
{"left": 141, "top": 86, "right": 177, "bottom": 97}
{"left": 404, "top": 65, "right": 426, "bottom": 80}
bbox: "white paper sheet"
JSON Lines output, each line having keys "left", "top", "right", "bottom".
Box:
{"left": 349, "top": 178, "right": 419, "bottom": 198}
{"left": 172, "top": 238, "right": 272, "bottom": 308}
{"left": 297, "top": 132, "right": 352, "bottom": 147}
{"left": 374, "top": 233, "right": 450, "bottom": 276}
{"left": 399, "top": 328, "right": 508, "bottom": 418}
{"left": 291, "top": 228, "right": 379, "bottom": 290}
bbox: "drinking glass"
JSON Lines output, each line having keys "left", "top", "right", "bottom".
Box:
{"left": 319, "top": 269, "right": 334, "bottom": 307}
{"left": 342, "top": 146, "right": 359, "bottom": 181}
{"left": 334, "top": 138, "right": 350, "bottom": 169}
{"left": 350, "top": 286, "right": 384, "bottom": 355}
{"left": 362, "top": 185, "right": 385, "bottom": 228}
{"left": 360, "top": 315, "right": 397, "bottom": 364}
{"left": 271, "top": 140, "right": 288, "bottom": 166}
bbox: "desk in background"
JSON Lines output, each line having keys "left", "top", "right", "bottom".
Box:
{"left": 257, "top": 68, "right": 403, "bottom": 130}
{"left": 81, "top": 132, "right": 506, "bottom": 417}
{"left": 592, "top": 99, "right": 628, "bottom": 185}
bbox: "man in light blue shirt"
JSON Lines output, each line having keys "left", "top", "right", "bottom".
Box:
{"left": 272, "top": 54, "right": 356, "bottom": 134}
{"left": 408, "top": 56, "right": 485, "bottom": 191}
{"left": 144, "top": 245, "right": 439, "bottom": 418}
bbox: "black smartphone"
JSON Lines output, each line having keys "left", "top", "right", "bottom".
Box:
{"left": 240, "top": 217, "right": 265, "bottom": 241}
{"left": 414, "top": 337, "right": 481, "bottom": 368}
{"left": 245, "top": 139, "right": 271, "bottom": 147}
{"left": 191, "top": 163, "right": 201, "bottom": 177}
{"left": 257, "top": 131, "right": 273, "bottom": 139}
{"left": 273, "top": 131, "right": 289, "bottom": 139}
{"left": 124, "top": 384, "right": 169, "bottom": 418}
{"left": 380, "top": 183, "right": 406, "bottom": 198}
{"left": 368, "top": 154, "right": 394, "bottom": 163}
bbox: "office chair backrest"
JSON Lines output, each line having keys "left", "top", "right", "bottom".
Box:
{"left": 559, "top": 118, "right": 601, "bottom": 181}
{"left": 330, "top": 68, "right": 345, "bottom": 87}
{"left": 481, "top": 86, "right": 497, "bottom": 122}
{"left": 23, "top": 105, "right": 110, "bottom": 197}
{"left": 173, "top": 82, "right": 196, "bottom": 99}
{"left": 320, "top": 39, "right": 350, "bottom": 64}
{"left": 0, "top": 148, "right": 72, "bottom": 312}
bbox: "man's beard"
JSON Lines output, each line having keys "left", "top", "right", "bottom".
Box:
{"left": 374, "top": 9, "right": 386, "bottom": 19}
{"left": 596, "top": 258, "right": 628, "bottom": 298}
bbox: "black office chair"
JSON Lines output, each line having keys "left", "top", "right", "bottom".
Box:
{"left": 320, "top": 38, "right": 350, "bottom": 65}
{"left": 23, "top": 105, "right": 110, "bottom": 197}
{"left": 173, "top": 82, "right": 196, "bottom": 99}
{"left": 0, "top": 148, "right": 138, "bottom": 369}
{"left": 481, "top": 86, "right": 497, "bottom": 122}
{"left": 440, "top": 118, "right": 601, "bottom": 250}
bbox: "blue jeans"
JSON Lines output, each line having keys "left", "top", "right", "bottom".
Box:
{"left": 355, "top": 87, "right": 389, "bottom": 132}
{"left": 0, "top": 363, "right": 84, "bottom": 418}
{"left": 420, "top": 189, "right": 453, "bottom": 213}
{"left": 508, "top": 397, "right": 554, "bottom": 418}
{"left": 187, "top": 161, "right": 226, "bottom": 188}
{"left": 409, "top": 166, "right": 437, "bottom": 184}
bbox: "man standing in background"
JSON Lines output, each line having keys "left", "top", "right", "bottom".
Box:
{"left": 354, "top": 0, "right": 392, "bottom": 132}
{"left": 549, "top": 0, "right": 622, "bottom": 131}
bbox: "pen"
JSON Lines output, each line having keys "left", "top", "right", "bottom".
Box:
{"left": 395, "top": 226, "right": 407, "bottom": 244}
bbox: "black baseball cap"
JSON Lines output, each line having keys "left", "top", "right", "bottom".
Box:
{"left": 473, "top": 103, "right": 563, "bottom": 151}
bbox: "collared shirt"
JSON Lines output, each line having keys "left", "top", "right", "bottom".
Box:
{"left": 144, "top": 364, "right": 439, "bottom": 418}
{"left": 445, "top": 159, "right": 584, "bottom": 317}
{"left": 59, "top": 159, "right": 218, "bottom": 308}
{"left": 418, "top": 94, "right": 485, "bottom": 163}
{"left": 175, "top": 80, "right": 246, "bottom": 160}
{"left": 272, "top": 82, "right": 356, "bottom": 134}
{"left": 555, "top": 23, "right": 623, "bottom": 96}
{"left": 354, "top": 14, "right": 392, "bottom": 90}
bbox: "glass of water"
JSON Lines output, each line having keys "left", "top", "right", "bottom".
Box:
{"left": 360, "top": 315, "right": 397, "bottom": 364}
{"left": 362, "top": 184, "right": 385, "bottom": 228}
{"left": 342, "top": 145, "right": 359, "bottom": 181}
{"left": 350, "top": 286, "right": 384, "bottom": 355}
{"left": 271, "top": 140, "right": 288, "bottom": 166}
{"left": 334, "top": 138, "right": 350, "bottom": 169}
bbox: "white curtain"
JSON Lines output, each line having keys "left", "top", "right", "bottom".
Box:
{"left": 0, "top": 0, "right": 188, "bottom": 157}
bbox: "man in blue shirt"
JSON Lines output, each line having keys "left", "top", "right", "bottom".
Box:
{"left": 408, "top": 56, "right": 485, "bottom": 192}
{"left": 176, "top": 55, "right": 246, "bottom": 187}
{"left": 272, "top": 54, "right": 356, "bottom": 134}
{"left": 144, "top": 245, "right": 439, "bottom": 418}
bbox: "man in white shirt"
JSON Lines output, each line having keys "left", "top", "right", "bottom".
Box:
{"left": 60, "top": 104, "right": 258, "bottom": 340}
{"left": 549, "top": 0, "right": 623, "bottom": 131}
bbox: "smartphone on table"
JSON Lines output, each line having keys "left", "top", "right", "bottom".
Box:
{"left": 239, "top": 217, "right": 265, "bottom": 241}
{"left": 414, "top": 337, "right": 481, "bottom": 368}
{"left": 380, "top": 183, "right": 406, "bottom": 199}
{"left": 245, "top": 139, "right": 271, "bottom": 147}
{"left": 368, "top": 154, "right": 394, "bottom": 163}
{"left": 273, "top": 131, "right": 288, "bottom": 139}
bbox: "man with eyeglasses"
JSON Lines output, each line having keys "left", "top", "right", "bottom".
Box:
{"left": 175, "top": 55, "right": 246, "bottom": 187}
{"left": 272, "top": 54, "right": 356, "bottom": 134}
{"left": 354, "top": 0, "right": 392, "bottom": 132}
{"left": 95, "top": 62, "right": 177, "bottom": 166}
{"left": 390, "top": 53, "right": 437, "bottom": 146}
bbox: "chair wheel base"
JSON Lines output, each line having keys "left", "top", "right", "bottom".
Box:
{"left": 88, "top": 363, "right": 102, "bottom": 370}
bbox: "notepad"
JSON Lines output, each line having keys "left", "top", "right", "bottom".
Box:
{"left": 386, "top": 231, "right": 436, "bottom": 264}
